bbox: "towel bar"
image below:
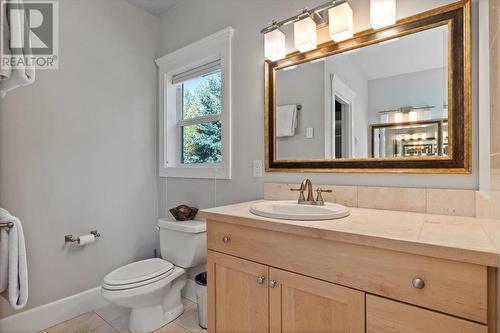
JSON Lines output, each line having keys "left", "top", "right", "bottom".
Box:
{"left": 0, "top": 222, "right": 13, "bottom": 229}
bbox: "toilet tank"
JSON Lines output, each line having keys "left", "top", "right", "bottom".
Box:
{"left": 158, "top": 218, "right": 207, "bottom": 268}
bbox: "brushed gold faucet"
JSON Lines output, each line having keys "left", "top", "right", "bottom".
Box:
{"left": 290, "top": 179, "right": 332, "bottom": 206}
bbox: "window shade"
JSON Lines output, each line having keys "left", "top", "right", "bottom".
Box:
{"left": 171, "top": 60, "right": 221, "bottom": 85}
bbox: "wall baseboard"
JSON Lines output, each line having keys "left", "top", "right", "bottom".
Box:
{"left": 0, "top": 286, "right": 107, "bottom": 333}
{"left": 181, "top": 279, "right": 197, "bottom": 303}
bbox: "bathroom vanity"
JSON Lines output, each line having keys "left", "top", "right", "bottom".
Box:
{"left": 200, "top": 201, "right": 499, "bottom": 333}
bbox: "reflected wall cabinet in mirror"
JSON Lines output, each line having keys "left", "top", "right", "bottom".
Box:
{"left": 264, "top": 1, "right": 471, "bottom": 173}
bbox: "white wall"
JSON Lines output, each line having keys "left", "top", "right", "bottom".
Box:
{"left": 0, "top": 0, "right": 159, "bottom": 318}
{"left": 368, "top": 68, "right": 448, "bottom": 123}
{"left": 276, "top": 61, "right": 325, "bottom": 160}
{"left": 158, "top": 0, "right": 478, "bottom": 217}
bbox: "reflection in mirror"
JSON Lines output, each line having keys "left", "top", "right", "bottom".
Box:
{"left": 275, "top": 25, "right": 448, "bottom": 161}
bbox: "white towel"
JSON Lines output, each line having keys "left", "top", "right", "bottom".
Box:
{"left": 277, "top": 105, "right": 297, "bottom": 137}
{"left": 0, "top": 0, "right": 36, "bottom": 98}
{"left": 0, "top": 208, "right": 28, "bottom": 310}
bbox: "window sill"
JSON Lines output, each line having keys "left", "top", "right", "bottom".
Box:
{"left": 160, "top": 166, "right": 231, "bottom": 179}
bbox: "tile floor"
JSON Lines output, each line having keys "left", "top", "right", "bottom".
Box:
{"left": 38, "top": 298, "right": 206, "bottom": 333}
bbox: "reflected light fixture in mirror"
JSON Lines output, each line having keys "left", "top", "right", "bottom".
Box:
{"left": 370, "top": 0, "right": 396, "bottom": 29}
{"left": 294, "top": 15, "right": 317, "bottom": 52}
{"left": 264, "top": 27, "right": 286, "bottom": 61}
{"left": 329, "top": 2, "right": 353, "bottom": 42}
{"left": 394, "top": 112, "right": 403, "bottom": 123}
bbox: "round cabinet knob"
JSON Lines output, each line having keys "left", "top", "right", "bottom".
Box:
{"left": 269, "top": 280, "right": 277, "bottom": 288}
{"left": 222, "top": 235, "right": 230, "bottom": 244}
{"left": 412, "top": 277, "right": 425, "bottom": 289}
{"left": 257, "top": 275, "right": 266, "bottom": 284}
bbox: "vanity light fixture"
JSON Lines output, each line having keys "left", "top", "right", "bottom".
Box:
{"left": 294, "top": 15, "right": 317, "bottom": 52}
{"left": 370, "top": 0, "right": 396, "bottom": 29}
{"left": 329, "top": 2, "right": 353, "bottom": 42}
{"left": 261, "top": 0, "right": 353, "bottom": 60}
{"left": 264, "top": 25, "right": 286, "bottom": 61}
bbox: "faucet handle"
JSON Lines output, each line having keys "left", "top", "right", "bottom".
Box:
{"left": 315, "top": 188, "right": 332, "bottom": 205}
{"left": 290, "top": 186, "right": 306, "bottom": 201}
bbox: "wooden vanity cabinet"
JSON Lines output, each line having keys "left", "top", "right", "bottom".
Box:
{"left": 207, "top": 251, "right": 269, "bottom": 333}
{"left": 269, "top": 268, "right": 365, "bottom": 333}
{"left": 366, "top": 295, "right": 488, "bottom": 333}
{"left": 207, "top": 220, "right": 492, "bottom": 333}
{"left": 208, "top": 250, "right": 365, "bottom": 333}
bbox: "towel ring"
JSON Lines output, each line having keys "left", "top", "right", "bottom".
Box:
{"left": 0, "top": 222, "right": 13, "bottom": 229}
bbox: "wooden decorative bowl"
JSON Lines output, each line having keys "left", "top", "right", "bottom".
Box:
{"left": 169, "top": 205, "right": 198, "bottom": 221}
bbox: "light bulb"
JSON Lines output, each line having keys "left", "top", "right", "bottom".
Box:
{"left": 294, "top": 16, "right": 317, "bottom": 52}
{"left": 264, "top": 28, "right": 286, "bottom": 61}
{"left": 370, "top": 0, "right": 396, "bottom": 29}
{"left": 329, "top": 2, "right": 353, "bottom": 42}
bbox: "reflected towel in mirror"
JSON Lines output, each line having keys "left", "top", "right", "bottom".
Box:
{"left": 277, "top": 104, "right": 298, "bottom": 137}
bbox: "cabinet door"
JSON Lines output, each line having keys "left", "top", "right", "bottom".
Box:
{"left": 207, "top": 250, "right": 269, "bottom": 333}
{"left": 366, "top": 295, "right": 487, "bottom": 333}
{"left": 269, "top": 268, "right": 365, "bottom": 333}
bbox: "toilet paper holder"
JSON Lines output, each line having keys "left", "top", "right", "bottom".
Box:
{"left": 65, "top": 230, "right": 100, "bottom": 243}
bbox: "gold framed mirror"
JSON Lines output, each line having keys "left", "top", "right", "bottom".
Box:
{"left": 264, "top": 1, "right": 471, "bottom": 173}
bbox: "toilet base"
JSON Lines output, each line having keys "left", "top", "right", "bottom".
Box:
{"left": 129, "top": 303, "right": 184, "bottom": 333}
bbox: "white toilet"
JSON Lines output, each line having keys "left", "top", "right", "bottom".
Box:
{"left": 101, "top": 218, "right": 206, "bottom": 333}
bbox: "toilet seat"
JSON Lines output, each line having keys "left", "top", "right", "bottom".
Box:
{"left": 103, "top": 258, "right": 174, "bottom": 291}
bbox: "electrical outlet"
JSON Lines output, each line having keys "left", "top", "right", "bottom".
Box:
{"left": 253, "top": 160, "right": 263, "bottom": 177}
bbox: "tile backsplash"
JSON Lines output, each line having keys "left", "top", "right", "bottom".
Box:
{"left": 264, "top": 183, "right": 477, "bottom": 217}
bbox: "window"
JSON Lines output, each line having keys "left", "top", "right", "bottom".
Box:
{"left": 177, "top": 70, "right": 222, "bottom": 164}
{"left": 156, "top": 27, "right": 233, "bottom": 179}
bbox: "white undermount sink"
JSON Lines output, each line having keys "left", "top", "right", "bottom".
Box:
{"left": 249, "top": 200, "right": 350, "bottom": 221}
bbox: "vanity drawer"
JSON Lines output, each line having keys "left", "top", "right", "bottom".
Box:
{"left": 366, "top": 295, "right": 487, "bottom": 333}
{"left": 207, "top": 220, "right": 488, "bottom": 323}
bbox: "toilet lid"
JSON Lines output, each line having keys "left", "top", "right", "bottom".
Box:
{"left": 103, "top": 258, "right": 174, "bottom": 286}
{"left": 158, "top": 218, "right": 206, "bottom": 233}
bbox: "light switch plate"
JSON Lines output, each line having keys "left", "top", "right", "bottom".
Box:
{"left": 306, "top": 127, "right": 314, "bottom": 138}
{"left": 253, "top": 160, "right": 263, "bottom": 177}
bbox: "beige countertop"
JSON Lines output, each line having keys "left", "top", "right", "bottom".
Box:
{"left": 199, "top": 200, "right": 500, "bottom": 267}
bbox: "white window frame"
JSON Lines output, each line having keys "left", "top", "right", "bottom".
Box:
{"left": 155, "top": 27, "right": 233, "bottom": 179}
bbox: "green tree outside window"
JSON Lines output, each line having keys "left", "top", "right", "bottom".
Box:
{"left": 181, "top": 71, "right": 222, "bottom": 164}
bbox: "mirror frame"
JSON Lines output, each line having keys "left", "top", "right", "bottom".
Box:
{"left": 264, "top": 0, "right": 471, "bottom": 174}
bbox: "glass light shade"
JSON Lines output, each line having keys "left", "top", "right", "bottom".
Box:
{"left": 294, "top": 16, "right": 317, "bottom": 52}
{"left": 394, "top": 112, "right": 403, "bottom": 123}
{"left": 409, "top": 111, "right": 418, "bottom": 122}
{"left": 370, "top": 0, "right": 396, "bottom": 29}
{"left": 328, "top": 3, "right": 353, "bottom": 42}
{"left": 264, "top": 28, "right": 286, "bottom": 61}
